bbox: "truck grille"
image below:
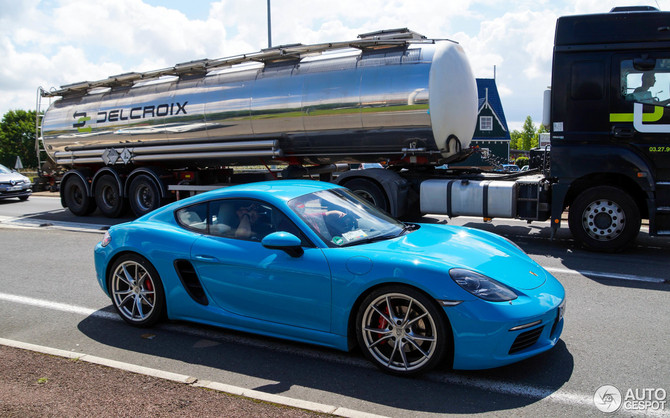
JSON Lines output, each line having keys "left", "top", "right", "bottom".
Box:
{"left": 509, "top": 326, "right": 544, "bottom": 354}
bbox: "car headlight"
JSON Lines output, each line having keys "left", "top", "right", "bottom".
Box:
{"left": 101, "top": 230, "right": 112, "bottom": 247}
{"left": 449, "top": 268, "right": 518, "bottom": 302}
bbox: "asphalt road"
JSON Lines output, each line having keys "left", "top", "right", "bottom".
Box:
{"left": 1, "top": 195, "right": 669, "bottom": 417}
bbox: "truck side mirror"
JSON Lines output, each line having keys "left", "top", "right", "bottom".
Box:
{"left": 633, "top": 57, "right": 656, "bottom": 71}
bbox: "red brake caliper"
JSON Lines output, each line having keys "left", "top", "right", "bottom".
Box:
{"left": 144, "top": 279, "right": 154, "bottom": 302}
{"left": 376, "top": 306, "right": 390, "bottom": 344}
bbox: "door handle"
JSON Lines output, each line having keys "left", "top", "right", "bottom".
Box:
{"left": 612, "top": 126, "right": 634, "bottom": 138}
{"left": 194, "top": 254, "right": 219, "bottom": 262}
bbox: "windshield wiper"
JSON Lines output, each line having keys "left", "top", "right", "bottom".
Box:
{"left": 339, "top": 233, "right": 398, "bottom": 247}
{"left": 398, "top": 223, "right": 420, "bottom": 236}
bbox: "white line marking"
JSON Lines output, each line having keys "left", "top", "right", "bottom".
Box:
{"left": 544, "top": 267, "right": 667, "bottom": 284}
{"left": 3, "top": 291, "right": 668, "bottom": 416}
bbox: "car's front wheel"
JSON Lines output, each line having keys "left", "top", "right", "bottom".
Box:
{"left": 356, "top": 285, "right": 450, "bottom": 375}
{"left": 108, "top": 254, "right": 165, "bottom": 327}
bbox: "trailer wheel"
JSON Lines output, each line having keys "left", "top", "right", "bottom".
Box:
{"left": 129, "top": 175, "right": 162, "bottom": 217}
{"left": 568, "top": 186, "right": 640, "bottom": 252}
{"left": 94, "top": 175, "right": 127, "bottom": 218}
{"left": 344, "top": 178, "right": 388, "bottom": 212}
{"left": 63, "top": 175, "right": 96, "bottom": 216}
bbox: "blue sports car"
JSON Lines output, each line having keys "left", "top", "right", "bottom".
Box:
{"left": 94, "top": 180, "right": 565, "bottom": 375}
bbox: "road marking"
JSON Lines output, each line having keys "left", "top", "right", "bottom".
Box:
{"left": 0, "top": 215, "right": 108, "bottom": 233}
{"left": 2, "top": 291, "right": 669, "bottom": 416}
{"left": 544, "top": 267, "right": 667, "bottom": 284}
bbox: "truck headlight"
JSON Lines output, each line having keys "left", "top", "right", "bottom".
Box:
{"left": 449, "top": 268, "right": 518, "bottom": 302}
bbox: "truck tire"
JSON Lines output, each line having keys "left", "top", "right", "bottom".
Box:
{"left": 343, "top": 178, "right": 389, "bottom": 212}
{"left": 129, "top": 175, "right": 162, "bottom": 217}
{"left": 568, "top": 186, "right": 640, "bottom": 252}
{"left": 94, "top": 175, "right": 127, "bottom": 218}
{"left": 63, "top": 175, "right": 96, "bottom": 216}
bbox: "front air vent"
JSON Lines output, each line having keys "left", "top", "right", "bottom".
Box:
{"left": 509, "top": 326, "right": 544, "bottom": 354}
{"left": 174, "top": 260, "right": 208, "bottom": 305}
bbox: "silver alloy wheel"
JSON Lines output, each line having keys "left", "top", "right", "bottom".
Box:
{"left": 360, "top": 292, "right": 438, "bottom": 372}
{"left": 111, "top": 260, "right": 157, "bottom": 323}
{"left": 581, "top": 198, "right": 626, "bottom": 241}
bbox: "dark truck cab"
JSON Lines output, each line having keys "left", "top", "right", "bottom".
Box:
{"left": 548, "top": 6, "right": 670, "bottom": 250}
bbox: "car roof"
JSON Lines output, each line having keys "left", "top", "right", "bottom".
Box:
{"left": 167, "top": 180, "right": 343, "bottom": 209}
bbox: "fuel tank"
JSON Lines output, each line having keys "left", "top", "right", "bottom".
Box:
{"left": 41, "top": 33, "right": 477, "bottom": 167}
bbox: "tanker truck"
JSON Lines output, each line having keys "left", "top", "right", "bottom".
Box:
{"left": 37, "top": 7, "right": 670, "bottom": 252}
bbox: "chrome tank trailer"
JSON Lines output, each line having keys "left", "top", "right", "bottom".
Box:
{"left": 41, "top": 30, "right": 477, "bottom": 168}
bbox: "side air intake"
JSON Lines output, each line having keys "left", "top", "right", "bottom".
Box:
{"left": 174, "top": 260, "right": 208, "bottom": 305}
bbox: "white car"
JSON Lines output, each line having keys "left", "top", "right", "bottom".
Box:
{"left": 0, "top": 164, "right": 32, "bottom": 201}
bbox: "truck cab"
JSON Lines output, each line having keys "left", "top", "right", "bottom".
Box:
{"left": 549, "top": 6, "right": 670, "bottom": 250}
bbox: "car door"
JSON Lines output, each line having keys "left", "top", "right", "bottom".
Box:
{"left": 188, "top": 199, "right": 333, "bottom": 332}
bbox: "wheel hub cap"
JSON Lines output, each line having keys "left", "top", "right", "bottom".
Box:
{"left": 582, "top": 199, "right": 625, "bottom": 241}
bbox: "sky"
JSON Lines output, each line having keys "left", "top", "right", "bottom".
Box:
{"left": 0, "top": 0, "right": 667, "bottom": 131}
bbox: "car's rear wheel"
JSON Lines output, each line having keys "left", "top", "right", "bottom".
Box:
{"left": 356, "top": 285, "right": 449, "bottom": 375}
{"left": 108, "top": 254, "right": 165, "bottom": 327}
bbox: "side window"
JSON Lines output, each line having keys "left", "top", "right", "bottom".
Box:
{"left": 621, "top": 58, "right": 670, "bottom": 105}
{"left": 209, "top": 199, "right": 310, "bottom": 245}
{"left": 175, "top": 203, "right": 208, "bottom": 233}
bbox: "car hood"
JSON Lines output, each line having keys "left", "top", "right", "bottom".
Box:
{"left": 0, "top": 172, "right": 30, "bottom": 183}
{"left": 356, "top": 224, "right": 547, "bottom": 290}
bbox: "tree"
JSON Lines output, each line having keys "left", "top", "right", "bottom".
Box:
{"left": 531, "top": 123, "right": 548, "bottom": 149}
{"left": 0, "top": 110, "right": 38, "bottom": 169}
{"left": 520, "top": 115, "right": 536, "bottom": 151}
{"left": 509, "top": 129, "right": 522, "bottom": 150}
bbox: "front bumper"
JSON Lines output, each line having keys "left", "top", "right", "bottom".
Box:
{"left": 0, "top": 183, "right": 32, "bottom": 199}
{"left": 446, "top": 287, "right": 565, "bottom": 370}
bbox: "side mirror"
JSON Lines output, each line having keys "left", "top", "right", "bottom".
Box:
{"left": 261, "top": 231, "right": 304, "bottom": 258}
{"left": 633, "top": 57, "right": 656, "bottom": 71}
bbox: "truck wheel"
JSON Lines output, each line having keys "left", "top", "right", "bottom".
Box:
{"left": 568, "top": 186, "right": 640, "bottom": 252}
{"left": 63, "top": 175, "right": 96, "bottom": 216}
{"left": 344, "top": 178, "right": 388, "bottom": 212}
{"left": 94, "top": 176, "right": 127, "bottom": 218}
{"left": 129, "top": 175, "right": 162, "bottom": 217}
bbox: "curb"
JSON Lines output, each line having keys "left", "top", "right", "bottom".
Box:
{"left": 0, "top": 337, "right": 386, "bottom": 418}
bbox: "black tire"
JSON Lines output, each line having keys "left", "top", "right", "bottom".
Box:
{"left": 94, "top": 175, "right": 127, "bottom": 218}
{"left": 63, "top": 175, "right": 96, "bottom": 216}
{"left": 128, "top": 175, "right": 162, "bottom": 217}
{"left": 356, "top": 285, "right": 450, "bottom": 376}
{"left": 108, "top": 254, "right": 165, "bottom": 327}
{"left": 344, "top": 178, "right": 388, "bottom": 212}
{"left": 568, "top": 186, "right": 641, "bottom": 252}
{"left": 18, "top": 195, "right": 29, "bottom": 201}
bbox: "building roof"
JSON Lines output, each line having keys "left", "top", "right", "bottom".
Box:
{"left": 474, "top": 78, "right": 510, "bottom": 140}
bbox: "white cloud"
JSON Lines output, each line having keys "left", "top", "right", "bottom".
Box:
{"left": 1, "top": 0, "right": 668, "bottom": 129}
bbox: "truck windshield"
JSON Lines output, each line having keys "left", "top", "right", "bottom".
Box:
{"left": 288, "top": 188, "right": 406, "bottom": 247}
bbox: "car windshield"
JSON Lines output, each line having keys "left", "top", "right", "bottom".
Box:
{"left": 288, "top": 188, "right": 407, "bottom": 247}
{"left": 0, "top": 164, "right": 11, "bottom": 174}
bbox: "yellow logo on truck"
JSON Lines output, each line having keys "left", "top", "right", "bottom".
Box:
{"left": 610, "top": 104, "right": 670, "bottom": 133}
